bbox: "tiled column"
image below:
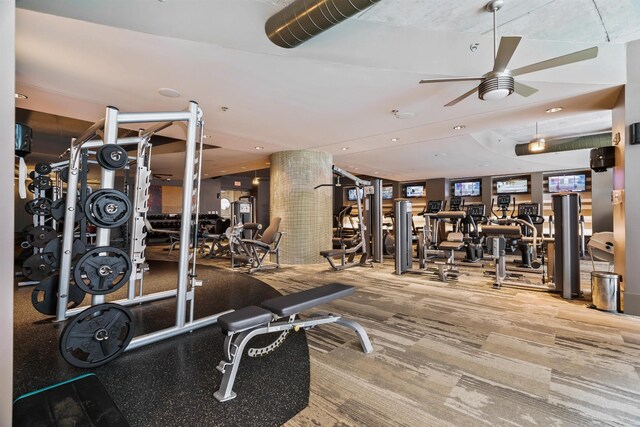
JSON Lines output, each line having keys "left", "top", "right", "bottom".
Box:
{"left": 270, "top": 150, "right": 333, "bottom": 264}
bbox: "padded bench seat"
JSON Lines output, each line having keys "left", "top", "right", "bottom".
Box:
{"left": 261, "top": 283, "right": 355, "bottom": 317}
{"left": 320, "top": 248, "right": 354, "bottom": 257}
{"left": 483, "top": 225, "right": 522, "bottom": 236}
{"left": 439, "top": 241, "right": 465, "bottom": 250}
{"left": 218, "top": 306, "right": 273, "bottom": 333}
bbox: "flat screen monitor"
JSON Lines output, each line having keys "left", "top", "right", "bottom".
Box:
{"left": 496, "top": 178, "right": 528, "bottom": 194}
{"left": 548, "top": 174, "right": 586, "bottom": 193}
{"left": 454, "top": 180, "right": 481, "bottom": 197}
{"left": 382, "top": 186, "right": 394, "bottom": 200}
{"left": 347, "top": 187, "right": 363, "bottom": 201}
{"left": 404, "top": 185, "right": 425, "bottom": 198}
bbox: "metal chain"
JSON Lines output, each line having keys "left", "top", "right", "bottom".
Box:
{"left": 247, "top": 331, "right": 290, "bottom": 357}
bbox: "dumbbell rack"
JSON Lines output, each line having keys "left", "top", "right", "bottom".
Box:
{"left": 55, "top": 102, "right": 230, "bottom": 367}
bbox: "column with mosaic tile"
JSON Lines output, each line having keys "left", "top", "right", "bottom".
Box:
{"left": 270, "top": 150, "right": 333, "bottom": 264}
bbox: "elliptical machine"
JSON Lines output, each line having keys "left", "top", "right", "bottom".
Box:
{"left": 462, "top": 204, "right": 487, "bottom": 262}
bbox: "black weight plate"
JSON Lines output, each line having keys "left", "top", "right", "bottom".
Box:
{"left": 22, "top": 224, "right": 34, "bottom": 239}
{"left": 59, "top": 303, "right": 135, "bottom": 368}
{"left": 28, "top": 171, "right": 36, "bottom": 180}
{"left": 33, "top": 175, "right": 52, "bottom": 191}
{"left": 22, "top": 253, "right": 56, "bottom": 281}
{"left": 25, "top": 198, "right": 53, "bottom": 216}
{"left": 31, "top": 274, "right": 86, "bottom": 316}
{"left": 73, "top": 246, "right": 132, "bottom": 295}
{"left": 25, "top": 225, "right": 58, "bottom": 249}
{"left": 60, "top": 166, "right": 69, "bottom": 183}
{"left": 43, "top": 238, "right": 86, "bottom": 269}
{"left": 35, "top": 162, "right": 52, "bottom": 175}
{"left": 28, "top": 182, "right": 35, "bottom": 193}
{"left": 97, "top": 145, "right": 128, "bottom": 170}
{"left": 85, "top": 189, "right": 131, "bottom": 228}
{"left": 50, "top": 198, "right": 84, "bottom": 222}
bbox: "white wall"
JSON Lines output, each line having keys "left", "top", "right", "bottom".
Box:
{"left": 613, "top": 39, "right": 640, "bottom": 314}
{"left": 1, "top": 0, "right": 15, "bottom": 423}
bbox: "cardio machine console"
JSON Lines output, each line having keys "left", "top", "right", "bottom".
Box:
{"left": 496, "top": 195, "right": 511, "bottom": 209}
{"left": 449, "top": 196, "right": 463, "bottom": 211}
{"left": 466, "top": 204, "right": 485, "bottom": 218}
{"left": 518, "top": 203, "right": 539, "bottom": 216}
{"left": 426, "top": 200, "right": 443, "bottom": 214}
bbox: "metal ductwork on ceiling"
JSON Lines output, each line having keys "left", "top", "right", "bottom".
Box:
{"left": 514, "top": 132, "right": 612, "bottom": 156}
{"left": 265, "top": 0, "right": 381, "bottom": 48}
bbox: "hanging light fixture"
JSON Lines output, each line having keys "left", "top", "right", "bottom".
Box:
{"left": 528, "top": 122, "right": 546, "bottom": 152}
{"left": 252, "top": 170, "right": 260, "bottom": 186}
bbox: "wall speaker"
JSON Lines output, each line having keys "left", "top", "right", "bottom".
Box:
{"left": 590, "top": 146, "right": 616, "bottom": 173}
{"left": 631, "top": 122, "right": 640, "bottom": 145}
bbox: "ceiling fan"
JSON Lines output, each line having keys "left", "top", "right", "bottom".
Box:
{"left": 419, "top": 0, "right": 599, "bottom": 107}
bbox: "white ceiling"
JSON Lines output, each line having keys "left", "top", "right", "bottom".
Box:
{"left": 14, "top": 0, "right": 633, "bottom": 181}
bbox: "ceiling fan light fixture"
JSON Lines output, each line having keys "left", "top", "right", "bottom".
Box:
{"left": 528, "top": 138, "right": 546, "bottom": 152}
{"left": 478, "top": 75, "right": 514, "bottom": 101}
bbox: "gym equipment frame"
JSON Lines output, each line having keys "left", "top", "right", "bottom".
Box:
{"left": 55, "top": 102, "right": 232, "bottom": 356}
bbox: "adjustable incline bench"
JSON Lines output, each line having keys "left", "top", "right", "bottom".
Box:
{"left": 214, "top": 283, "right": 373, "bottom": 402}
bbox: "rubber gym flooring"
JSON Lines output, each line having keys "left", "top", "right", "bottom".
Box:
{"left": 14, "top": 260, "right": 310, "bottom": 427}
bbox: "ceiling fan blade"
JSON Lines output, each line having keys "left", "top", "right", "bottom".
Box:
{"left": 420, "top": 77, "right": 482, "bottom": 84}
{"left": 444, "top": 86, "right": 479, "bottom": 107}
{"left": 511, "top": 46, "right": 598, "bottom": 77}
{"left": 514, "top": 81, "right": 538, "bottom": 97}
{"left": 493, "top": 36, "right": 522, "bottom": 72}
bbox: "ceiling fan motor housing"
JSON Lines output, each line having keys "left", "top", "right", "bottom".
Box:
{"left": 479, "top": 73, "right": 514, "bottom": 101}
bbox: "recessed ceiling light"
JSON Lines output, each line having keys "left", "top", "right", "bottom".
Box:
{"left": 255, "top": 146, "right": 264, "bottom": 150}
{"left": 374, "top": 172, "right": 379, "bottom": 175}
{"left": 241, "top": 166, "right": 246, "bottom": 169}
{"left": 354, "top": 167, "right": 359, "bottom": 170}
{"left": 158, "top": 87, "right": 180, "bottom": 98}
{"left": 546, "top": 107, "right": 563, "bottom": 113}
{"left": 15, "top": 93, "right": 28, "bottom": 99}
{"left": 391, "top": 138, "right": 400, "bottom": 142}
{"left": 341, "top": 147, "right": 349, "bottom": 151}
{"left": 203, "top": 134, "right": 211, "bottom": 139}
{"left": 204, "top": 173, "right": 209, "bottom": 176}
{"left": 434, "top": 153, "right": 448, "bottom": 157}
{"left": 453, "top": 125, "right": 466, "bottom": 130}
{"left": 265, "top": 162, "right": 270, "bottom": 165}
{"left": 221, "top": 170, "right": 226, "bottom": 173}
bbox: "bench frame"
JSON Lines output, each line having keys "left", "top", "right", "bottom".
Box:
{"left": 214, "top": 312, "right": 373, "bottom": 402}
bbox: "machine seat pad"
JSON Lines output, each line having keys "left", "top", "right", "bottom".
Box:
{"left": 483, "top": 225, "right": 522, "bottom": 237}
{"left": 241, "top": 239, "right": 271, "bottom": 249}
{"left": 218, "top": 306, "right": 273, "bottom": 333}
{"left": 320, "top": 248, "right": 355, "bottom": 257}
{"left": 261, "top": 283, "right": 355, "bottom": 317}
{"left": 439, "top": 241, "right": 465, "bottom": 250}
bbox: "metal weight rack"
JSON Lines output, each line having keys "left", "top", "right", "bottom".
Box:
{"left": 55, "top": 102, "right": 231, "bottom": 367}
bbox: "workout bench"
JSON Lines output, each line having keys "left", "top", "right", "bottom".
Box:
{"left": 213, "top": 283, "right": 373, "bottom": 402}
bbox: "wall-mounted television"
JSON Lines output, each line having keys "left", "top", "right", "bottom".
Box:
{"left": 548, "top": 174, "right": 586, "bottom": 193}
{"left": 404, "top": 185, "right": 425, "bottom": 198}
{"left": 496, "top": 178, "right": 529, "bottom": 194}
{"left": 347, "top": 187, "right": 363, "bottom": 201}
{"left": 382, "top": 186, "right": 394, "bottom": 200}
{"left": 454, "top": 180, "right": 481, "bottom": 197}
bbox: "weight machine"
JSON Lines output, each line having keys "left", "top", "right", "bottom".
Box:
{"left": 318, "top": 166, "right": 382, "bottom": 270}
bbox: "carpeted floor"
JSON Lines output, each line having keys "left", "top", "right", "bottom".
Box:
{"left": 172, "top": 247, "right": 640, "bottom": 427}
{"left": 13, "top": 260, "right": 310, "bottom": 427}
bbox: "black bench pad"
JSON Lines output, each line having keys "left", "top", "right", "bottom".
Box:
{"left": 320, "top": 248, "right": 355, "bottom": 257}
{"left": 261, "top": 283, "right": 355, "bottom": 317}
{"left": 218, "top": 306, "right": 273, "bottom": 333}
